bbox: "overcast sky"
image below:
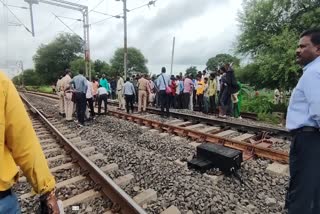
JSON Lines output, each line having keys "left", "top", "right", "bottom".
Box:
{"left": 0, "top": 0, "right": 243, "bottom": 77}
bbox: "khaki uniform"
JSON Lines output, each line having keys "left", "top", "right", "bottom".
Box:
{"left": 61, "top": 74, "right": 73, "bottom": 121}
{"left": 117, "top": 77, "right": 125, "bottom": 109}
{"left": 56, "top": 78, "right": 64, "bottom": 114}
{"left": 138, "top": 77, "right": 148, "bottom": 112}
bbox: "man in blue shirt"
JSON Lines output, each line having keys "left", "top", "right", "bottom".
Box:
{"left": 70, "top": 69, "right": 88, "bottom": 126}
{"left": 156, "top": 67, "right": 171, "bottom": 117}
{"left": 286, "top": 29, "right": 320, "bottom": 214}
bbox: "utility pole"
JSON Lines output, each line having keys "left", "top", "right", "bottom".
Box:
{"left": 170, "top": 36, "right": 175, "bottom": 75}
{"left": 116, "top": 0, "right": 128, "bottom": 79}
{"left": 123, "top": 0, "right": 128, "bottom": 79}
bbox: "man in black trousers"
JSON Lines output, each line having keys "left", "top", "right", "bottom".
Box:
{"left": 286, "top": 29, "right": 320, "bottom": 214}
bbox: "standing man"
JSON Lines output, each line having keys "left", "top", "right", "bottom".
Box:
{"left": 156, "top": 67, "right": 171, "bottom": 117}
{"left": 286, "top": 29, "right": 320, "bottom": 214}
{"left": 117, "top": 74, "right": 125, "bottom": 110}
{"left": 137, "top": 74, "right": 149, "bottom": 113}
{"left": 86, "top": 77, "right": 95, "bottom": 119}
{"left": 196, "top": 75, "right": 205, "bottom": 112}
{"left": 183, "top": 75, "right": 193, "bottom": 109}
{"left": 123, "top": 77, "right": 136, "bottom": 114}
{"left": 70, "top": 69, "right": 88, "bottom": 126}
{"left": 208, "top": 73, "right": 217, "bottom": 114}
{"left": 61, "top": 69, "right": 74, "bottom": 122}
{"left": 0, "top": 71, "right": 60, "bottom": 213}
{"left": 56, "top": 75, "right": 65, "bottom": 117}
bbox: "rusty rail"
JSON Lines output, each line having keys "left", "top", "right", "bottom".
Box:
{"left": 23, "top": 91, "right": 289, "bottom": 163}
{"left": 108, "top": 110, "right": 289, "bottom": 163}
{"left": 20, "top": 93, "right": 146, "bottom": 214}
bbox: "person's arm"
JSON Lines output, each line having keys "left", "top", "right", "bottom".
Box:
{"left": 302, "top": 70, "right": 320, "bottom": 126}
{"left": 4, "top": 78, "right": 56, "bottom": 194}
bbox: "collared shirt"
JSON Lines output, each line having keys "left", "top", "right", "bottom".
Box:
{"left": 286, "top": 56, "right": 320, "bottom": 130}
{"left": 71, "top": 74, "right": 87, "bottom": 94}
{"left": 0, "top": 72, "right": 55, "bottom": 193}
{"left": 183, "top": 78, "right": 193, "bottom": 93}
{"left": 216, "top": 75, "right": 221, "bottom": 91}
{"left": 100, "top": 78, "right": 111, "bottom": 93}
{"left": 138, "top": 77, "right": 149, "bottom": 91}
{"left": 61, "top": 74, "right": 72, "bottom": 92}
{"left": 56, "top": 79, "right": 62, "bottom": 92}
{"left": 156, "top": 73, "right": 171, "bottom": 90}
{"left": 97, "top": 87, "right": 108, "bottom": 95}
{"left": 196, "top": 80, "right": 205, "bottom": 95}
{"left": 86, "top": 80, "right": 93, "bottom": 99}
{"left": 207, "top": 79, "right": 217, "bottom": 96}
{"left": 123, "top": 81, "right": 136, "bottom": 95}
{"left": 117, "top": 77, "right": 124, "bottom": 91}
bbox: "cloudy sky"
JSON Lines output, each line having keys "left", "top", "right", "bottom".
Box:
{"left": 0, "top": 0, "right": 243, "bottom": 77}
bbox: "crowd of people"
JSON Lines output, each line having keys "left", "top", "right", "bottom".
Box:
{"left": 55, "top": 63, "right": 243, "bottom": 126}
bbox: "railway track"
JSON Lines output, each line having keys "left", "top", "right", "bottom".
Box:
{"left": 21, "top": 91, "right": 290, "bottom": 213}
{"left": 18, "top": 94, "right": 146, "bottom": 214}
{"left": 22, "top": 91, "right": 289, "bottom": 162}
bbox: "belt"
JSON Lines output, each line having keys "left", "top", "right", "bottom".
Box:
{"left": 0, "top": 188, "right": 11, "bottom": 199}
{"left": 290, "top": 126, "right": 320, "bottom": 135}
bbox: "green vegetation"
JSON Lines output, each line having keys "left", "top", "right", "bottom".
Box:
{"left": 25, "top": 85, "right": 54, "bottom": 94}
{"left": 236, "top": 0, "right": 320, "bottom": 90}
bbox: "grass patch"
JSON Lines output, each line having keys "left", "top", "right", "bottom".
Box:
{"left": 25, "top": 85, "right": 54, "bottom": 94}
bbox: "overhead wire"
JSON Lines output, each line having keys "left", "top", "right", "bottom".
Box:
{"left": 0, "top": 0, "right": 33, "bottom": 35}
{"left": 52, "top": 13, "right": 83, "bottom": 39}
{"left": 90, "top": 0, "right": 159, "bottom": 26}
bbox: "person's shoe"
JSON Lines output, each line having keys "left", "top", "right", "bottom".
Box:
{"left": 238, "top": 116, "right": 243, "bottom": 119}
{"left": 219, "top": 115, "right": 227, "bottom": 119}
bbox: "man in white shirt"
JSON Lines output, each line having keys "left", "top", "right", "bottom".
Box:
{"left": 86, "top": 78, "right": 95, "bottom": 118}
{"left": 97, "top": 85, "right": 108, "bottom": 115}
{"left": 122, "top": 77, "right": 136, "bottom": 113}
{"left": 117, "top": 75, "right": 125, "bottom": 110}
{"left": 156, "top": 67, "right": 171, "bottom": 117}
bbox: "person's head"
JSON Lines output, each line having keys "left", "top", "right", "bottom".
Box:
{"left": 86, "top": 76, "right": 89, "bottom": 80}
{"left": 220, "top": 67, "right": 226, "bottom": 74}
{"left": 79, "top": 69, "right": 84, "bottom": 75}
{"left": 210, "top": 73, "right": 215, "bottom": 80}
{"left": 126, "top": 77, "right": 130, "bottom": 82}
{"left": 170, "top": 75, "right": 175, "bottom": 80}
{"left": 203, "top": 70, "right": 206, "bottom": 75}
{"left": 223, "top": 63, "right": 230, "bottom": 71}
{"left": 161, "top": 67, "right": 166, "bottom": 73}
{"left": 196, "top": 74, "right": 201, "bottom": 81}
{"left": 65, "top": 69, "right": 71, "bottom": 76}
{"left": 296, "top": 29, "right": 320, "bottom": 66}
{"left": 176, "top": 75, "right": 180, "bottom": 80}
{"left": 102, "top": 74, "right": 106, "bottom": 78}
{"left": 59, "top": 75, "right": 63, "bottom": 79}
{"left": 204, "top": 77, "right": 208, "bottom": 83}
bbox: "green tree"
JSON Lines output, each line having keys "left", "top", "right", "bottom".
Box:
{"left": 110, "top": 47, "right": 148, "bottom": 77}
{"left": 185, "top": 66, "right": 198, "bottom": 77}
{"left": 206, "top": 54, "right": 240, "bottom": 71}
{"left": 237, "top": 0, "right": 320, "bottom": 89}
{"left": 33, "top": 33, "right": 83, "bottom": 84}
{"left": 70, "top": 58, "right": 95, "bottom": 77}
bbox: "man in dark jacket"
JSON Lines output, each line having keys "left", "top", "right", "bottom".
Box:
{"left": 219, "top": 63, "right": 239, "bottom": 117}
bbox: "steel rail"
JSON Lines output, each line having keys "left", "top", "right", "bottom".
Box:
{"left": 107, "top": 110, "right": 289, "bottom": 163}
{"left": 20, "top": 94, "right": 146, "bottom": 214}
{"left": 23, "top": 90, "right": 290, "bottom": 138}
{"left": 22, "top": 91, "right": 289, "bottom": 162}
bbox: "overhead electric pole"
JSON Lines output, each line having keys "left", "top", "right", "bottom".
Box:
{"left": 123, "top": 0, "right": 128, "bottom": 79}
{"left": 24, "top": 0, "right": 92, "bottom": 80}
{"left": 170, "top": 36, "right": 175, "bottom": 75}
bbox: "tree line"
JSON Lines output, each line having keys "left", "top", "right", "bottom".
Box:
{"left": 14, "top": 0, "right": 319, "bottom": 90}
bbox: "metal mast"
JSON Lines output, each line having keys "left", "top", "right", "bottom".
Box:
{"left": 24, "top": 0, "right": 91, "bottom": 79}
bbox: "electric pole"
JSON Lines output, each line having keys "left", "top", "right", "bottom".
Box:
{"left": 123, "top": 0, "right": 128, "bottom": 79}
{"left": 170, "top": 36, "right": 175, "bottom": 75}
